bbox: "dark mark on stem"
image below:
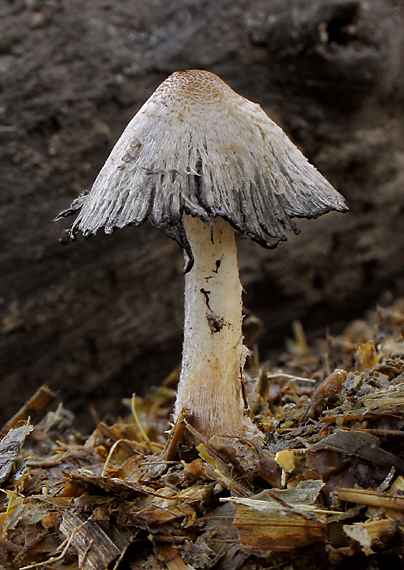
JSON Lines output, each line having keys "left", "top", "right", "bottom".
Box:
{"left": 213, "top": 259, "right": 221, "bottom": 273}
{"left": 200, "top": 288, "right": 212, "bottom": 311}
{"left": 206, "top": 312, "right": 225, "bottom": 334}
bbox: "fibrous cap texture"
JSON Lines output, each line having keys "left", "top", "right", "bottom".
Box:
{"left": 56, "top": 69, "right": 348, "bottom": 271}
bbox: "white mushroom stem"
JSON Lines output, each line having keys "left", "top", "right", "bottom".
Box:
{"left": 174, "top": 214, "right": 262, "bottom": 440}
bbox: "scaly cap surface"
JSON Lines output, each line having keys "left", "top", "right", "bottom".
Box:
{"left": 55, "top": 69, "right": 347, "bottom": 271}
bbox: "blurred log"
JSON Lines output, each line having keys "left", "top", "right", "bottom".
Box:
{"left": 1, "top": 0, "right": 404, "bottom": 430}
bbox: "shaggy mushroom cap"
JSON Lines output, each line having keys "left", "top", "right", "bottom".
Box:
{"left": 55, "top": 69, "right": 347, "bottom": 270}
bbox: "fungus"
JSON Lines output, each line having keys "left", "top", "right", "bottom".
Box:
{"left": 55, "top": 70, "right": 347, "bottom": 441}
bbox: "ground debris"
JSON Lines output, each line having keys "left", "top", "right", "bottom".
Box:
{"left": 3, "top": 300, "right": 404, "bottom": 568}
{"left": 59, "top": 511, "right": 136, "bottom": 570}
{"left": 0, "top": 423, "right": 33, "bottom": 485}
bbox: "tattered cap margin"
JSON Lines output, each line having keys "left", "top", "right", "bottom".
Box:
{"left": 54, "top": 69, "right": 348, "bottom": 272}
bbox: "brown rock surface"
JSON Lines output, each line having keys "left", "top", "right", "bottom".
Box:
{"left": 1, "top": 0, "right": 404, "bottom": 430}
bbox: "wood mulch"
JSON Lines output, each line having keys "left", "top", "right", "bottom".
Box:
{"left": 2, "top": 300, "right": 404, "bottom": 569}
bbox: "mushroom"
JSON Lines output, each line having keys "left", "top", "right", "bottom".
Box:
{"left": 55, "top": 70, "right": 347, "bottom": 441}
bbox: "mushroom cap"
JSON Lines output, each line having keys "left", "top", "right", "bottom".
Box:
{"left": 55, "top": 69, "right": 348, "bottom": 271}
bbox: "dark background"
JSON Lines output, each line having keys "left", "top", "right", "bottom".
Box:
{"left": 1, "top": 0, "right": 404, "bottom": 431}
